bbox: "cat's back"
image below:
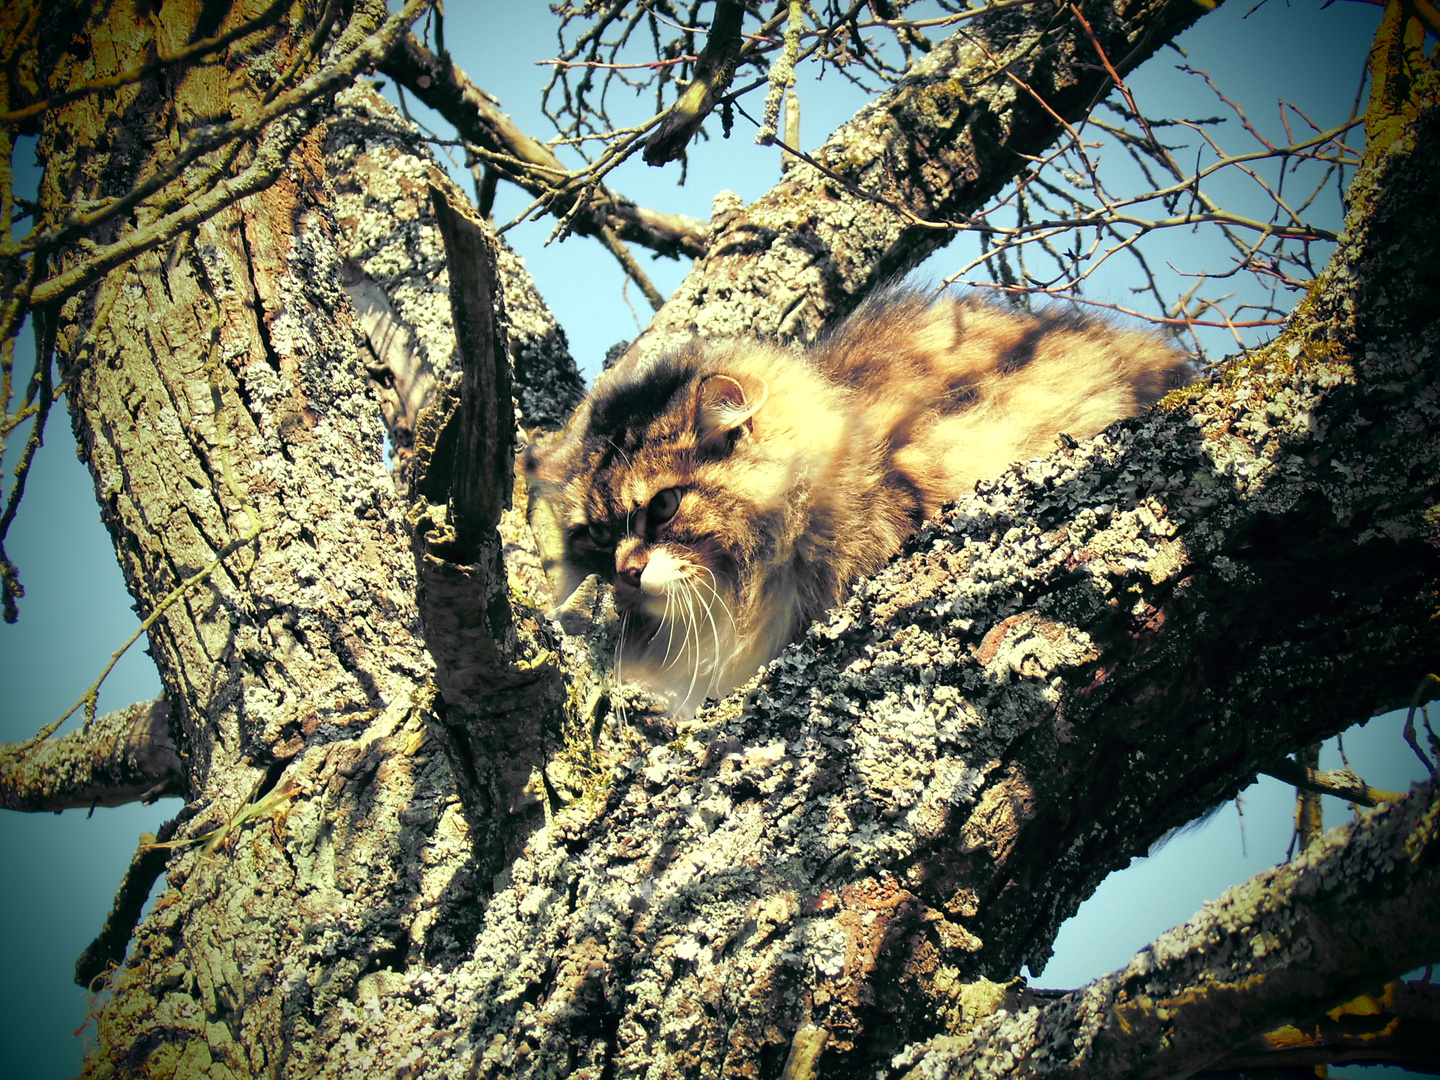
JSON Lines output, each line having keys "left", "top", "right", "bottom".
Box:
{"left": 808, "top": 289, "right": 1191, "bottom": 511}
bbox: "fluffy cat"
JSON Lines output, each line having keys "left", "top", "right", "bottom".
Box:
{"left": 525, "top": 289, "right": 1190, "bottom": 714}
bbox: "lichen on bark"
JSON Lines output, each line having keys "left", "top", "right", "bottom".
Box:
{"left": 5, "top": 0, "right": 1438, "bottom": 1077}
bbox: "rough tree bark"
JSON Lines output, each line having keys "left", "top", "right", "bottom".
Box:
{"left": 2, "top": 1, "right": 1438, "bottom": 1078}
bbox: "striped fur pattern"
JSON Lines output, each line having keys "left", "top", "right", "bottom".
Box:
{"left": 525, "top": 290, "right": 1191, "bottom": 714}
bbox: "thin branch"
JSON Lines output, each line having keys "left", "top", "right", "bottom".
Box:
{"left": 1404, "top": 673, "right": 1440, "bottom": 777}
{"left": 378, "top": 32, "right": 708, "bottom": 259}
{"left": 24, "top": 0, "right": 436, "bottom": 311}
{"left": 595, "top": 224, "right": 666, "bottom": 310}
{"left": 28, "top": 117, "right": 305, "bottom": 309}
{"left": 757, "top": 2, "right": 804, "bottom": 145}
{"left": 1258, "top": 756, "right": 1399, "bottom": 808}
{"left": 642, "top": 0, "right": 747, "bottom": 165}
{"left": 0, "top": 294, "right": 52, "bottom": 623}
{"left": 20, "top": 0, "right": 434, "bottom": 267}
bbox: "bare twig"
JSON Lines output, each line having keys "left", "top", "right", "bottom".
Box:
{"left": 20, "top": 0, "right": 434, "bottom": 270}
{"left": 17, "top": 523, "right": 266, "bottom": 752}
{"left": 1404, "top": 673, "right": 1440, "bottom": 778}
{"left": 379, "top": 32, "right": 708, "bottom": 259}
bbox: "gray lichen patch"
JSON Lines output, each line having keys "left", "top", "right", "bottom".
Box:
{"left": 893, "top": 780, "right": 1440, "bottom": 1080}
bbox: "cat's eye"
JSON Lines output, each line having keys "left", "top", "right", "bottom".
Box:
{"left": 648, "top": 487, "right": 681, "bottom": 525}
{"left": 584, "top": 521, "right": 614, "bottom": 547}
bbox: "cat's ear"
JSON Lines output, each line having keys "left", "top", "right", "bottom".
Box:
{"left": 696, "top": 373, "right": 768, "bottom": 444}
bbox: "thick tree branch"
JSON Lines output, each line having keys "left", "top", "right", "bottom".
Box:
{"left": 0, "top": 699, "right": 183, "bottom": 812}
{"left": 379, "top": 33, "right": 708, "bottom": 260}
{"left": 73, "top": 812, "right": 187, "bottom": 992}
{"left": 887, "top": 780, "right": 1440, "bottom": 1080}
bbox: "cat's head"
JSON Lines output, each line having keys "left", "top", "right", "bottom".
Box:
{"left": 525, "top": 339, "right": 833, "bottom": 708}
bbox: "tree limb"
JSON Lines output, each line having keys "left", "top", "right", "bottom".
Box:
{"left": 407, "top": 183, "right": 572, "bottom": 875}
{"left": 1206, "top": 979, "right": 1440, "bottom": 1074}
{"left": 73, "top": 812, "right": 188, "bottom": 992}
{"left": 887, "top": 780, "right": 1440, "bottom": 1080}
{"left": 426, "top": 186, "right": 514, "bottom": 556}
{"left": 0, "top": 699, "right": 183, "bottom": 812}
{"left": 642, "top": 0, "right": 746, "bottom": 166}
{"left": 378, "top": 32, "right": 709, "bottom": 259}
{"left": 1259, "top": 756, "right": 1398, "bottom": 809}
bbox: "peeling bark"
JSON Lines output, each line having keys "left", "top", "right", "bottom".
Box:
{"left": 405, "top": 185, "right": 569, "bottom": 878}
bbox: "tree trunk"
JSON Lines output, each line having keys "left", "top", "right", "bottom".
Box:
{"left": 6, "top": 1, "right": 1438, "bottom": 1077}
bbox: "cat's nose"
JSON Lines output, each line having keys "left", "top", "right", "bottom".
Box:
{"left": 615, "top": 539, "right": 648, "bottom": 592}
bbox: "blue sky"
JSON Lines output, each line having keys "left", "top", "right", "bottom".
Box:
{"left": 1, "top": 3, "right": 1432, "bottom": 1077}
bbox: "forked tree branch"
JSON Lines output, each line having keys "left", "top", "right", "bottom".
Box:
{"left": 378, "top": 32, "right": 708, "bottom": 260}
{"left": 437, "top": 8, "right": 1440, "bottom": 1074}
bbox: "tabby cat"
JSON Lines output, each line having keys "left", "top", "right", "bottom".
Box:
{"left": 525, "top": 289, "right": 1190, "bottom": 714}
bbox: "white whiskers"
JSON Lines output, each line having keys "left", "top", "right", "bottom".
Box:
{"left": 615, "top": 554, "right": 739, "bottom": 715}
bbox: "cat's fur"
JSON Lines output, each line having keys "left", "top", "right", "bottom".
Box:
{"left": 525, "top": 290, "right": 1190, "bottom": 714}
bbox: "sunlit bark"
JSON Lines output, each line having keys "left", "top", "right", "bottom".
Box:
{"left": 1, "top": 1, "right": 1436, "bottom": 1077}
